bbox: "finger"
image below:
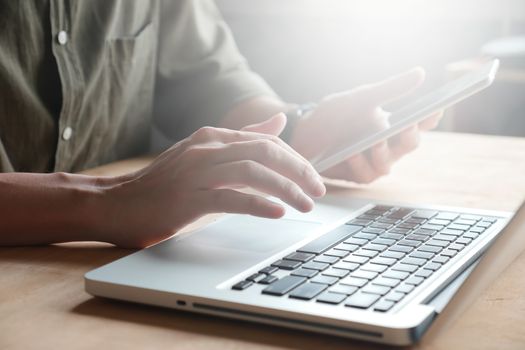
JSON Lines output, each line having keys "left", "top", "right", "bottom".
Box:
{"left": 369, "top": 141, "right": 392, "bottom": 176}
{"left": 321, "top": 153, "right": 379, "bottom": 184}
{"left": 190, "top": 125, "right": 310, "bottom": 164}
{"left": 418, "top": 110, "right": 443, "bottom": 131}
{"left": 199, "top": 189, "right": 285, "bottom": 218}
{"left": 202, "top": 139, "right": 325, "bottom": 197}
{"left": 388, "top": 125, "right": 421, "bottom": 160}
{"left": 241, "top": 112, "right": 287, "bottom": 136}
{"left": 199, "top": 160, "right": 315, "bottom": 213}
{"left": 363, "top": 67, "right": 425, "bottom": 105}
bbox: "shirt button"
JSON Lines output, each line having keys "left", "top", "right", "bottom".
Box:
{"left": 62, "top": 127, "right": 73, "bottom": 141}
{"left": 57, "top": 30, "right": 68, "bottom": 45}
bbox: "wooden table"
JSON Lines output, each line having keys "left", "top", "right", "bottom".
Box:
{"left": 2, "top": 132, "right": 525, "bottom": 350}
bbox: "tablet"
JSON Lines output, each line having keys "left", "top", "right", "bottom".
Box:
{"left": 313, "top": 59, "right": 500, "bottom": 173}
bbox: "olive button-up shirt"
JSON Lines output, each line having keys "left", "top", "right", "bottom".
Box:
{"left": 0, "top": 0, "right": 275, "bottom": 173}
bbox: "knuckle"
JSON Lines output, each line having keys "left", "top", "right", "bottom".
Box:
{"left": 238, "top": 159, "right": 258, "bottom": 173}
{"left": 192, "top": 126, "right": 215, "bottom": 141}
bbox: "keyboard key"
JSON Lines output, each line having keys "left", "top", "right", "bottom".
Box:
{"left": 470, "top": 227, "right": 485, "bottom": 233}
{"left": 259, "top": 266, "right": 278, "bottom": 275}
{"left": 441, "top": 229, "right": 462, "bottom": 237}
{"left": 302, "top": 261, "right": 329, "bottom": 271}
{"left": 246, "top": 273, "right": 266, "bottom": 283}
{"left": 344, "top": 255, "right": 369, "bottom": 264}
{"left": 310, "top": 275, "right": 339, "bottom": 285}
{"left": 334, "top": 243, "right": 359, "bottom": 252}
{"left": 377, "top": 218, "right": 399, "bottom": 225}
{"left": 332, "top": 261, "right": 359, "bottom": 271}
{"left": 396, "top": 222, "right": 418, "bottom": 230}
{"left": 429, "top": 218, "right": 452, "bottom": 226}
{"left": 325, "top": 248, "right": 349, "bottom": 258}
{"left": 392, "top": 263, "right": 418, "bottom": 273}
{"left": 363, "top": 243, "right": 388, "bottom": 252}
{"left": 351, "top": 270, "right": 378, "bottom": 280}
{"left": 232, "top": 280, "right": 253, "bottom": 290}
{"left": 329, "top": 284, "right": 358, "bottom": 295}
{"left": 410, "top": 251, "right": 434, "bottom": 260}
{"left": 380, "top": 233, "right": 404, "bottom": 240}
{"left": 405, "top": 276, "right": 424, "bottom": 286}
{"left": 435, "top": 212, "right": 458, "bottom": 221}
{"left": 354, "top": 249, "right": 379, "bottom": 258}
{"left": 370, "top": 256, "right": 397, "bottom": 266}
{"left": 354, "top": 232, "right": 378, "bottom": 240}
{"left": 362, "top": 227, "right": 385, "bottom": 235}
{"left": 284, "top": 252, "right": 315, "bottom": 262}
{"left": 262, "top": 276, "right": 306, "bottom": 296}
{"left": 432, "top": 256, "right": 449, "bottom": 264}
{"left": 348, "top": 219, "right": 373, "bottom": 226}
{"left": 380, "top": 250, "right": 405, "bottom": 260}
{"left": 388, "top": 208, "right": 414, "bottom": 219}
{"left": 385, "top": 291, "right": 405, "bottom": 302}
{"left": 316, "top": 292, "right": 347, "bottom": 304}
{"left": 448, "top": 243, "right": 465, "bottom": 251}
{"left": 289, "top": 282, "right": 327, "bottom": 300}
{"left": 390, "top": 245, "right": 413, "bottom": 253}
{"left": 323, "top": 267, "right": 350, "bottom": 278}
{"left": 373, "top": 276, "right": 401, "bottom": 288}
{"left": 389, "top": 227, "right": 411, "bottom": 234}
{"left": 460, "top": 214, "right": 482, "bottom": 221}
{"left": 260, "top": 275, "right": 278, "bottom": 284}
{"left": 382, "top": 269, "right": 409, "bottom": 280}
{"left": 297, "top": 224, "right": 362, "bottom": 254}
{"left": 419, "top": 244, "right": 442, "bottom": 253}
{"left": 464, "top": 231, "right": 479, "bottom": 239}
{"left": 363, "top": 284, "right": 391, "bottom": 296}
{"left": 313, "top": 255, "right": 339, "bottom": 264}
{"left": 272, "top": 259, "right": 301, "bottom": 270}
{"left": 374, "top": 300, "right": 395, "bottom": 312}
{"left": 362, "top": 262, "right": 387, "bottom": 273}
{"left": 396, "top": 283, "right": 415, "bottom": 294}
{"left": 406, "top": 234, "right": 428, "bottom": 242}
{"left": 456, "top": 237, "right": 472, "bottom": 245}
{"left": 421, "top": 224, "right": 444, "bottom": 231}
{"left": 412, "top": 210, "right": 437, "bottom": 219}
{"left": 434, "top": 234, "right": 455, "bottom": 242}
{"left": 344, "top": 237, "right": 368, "bottom": 246}
{"left": 401, "top": 257, "right": 427, "bottom": 267}
{"left": 371, "top": 223, "right": 393, "bottom": 230}
{"left": 291, "top": 268, "right": 319, "bottom": 278}
{"left": 398, "top": 239, "right": 421, "bottom": 248}
{"left": 372, "top": 238, "right": 396, "bottom": 246}
{"left": 415, "top": 269, "right": 433, "bottom": 278}
{"left": 413, "top": 228, "right": 437, "bottom": 236}
{"left": 448, "top": 224, "right": 470, "bottom": 231}
{"left": 441, "top": 249, "right": 457, "bottom": 258}
{"left": 424, "top": 262, "right": 442, "bottom": 271}
{"left": 340, "top": 276, "right": 368, "bottom": 287}
{"left": 478, "top": 221, "right": 493, "bottom": 228}
{"left": 345, "top": 292, "right": 380, "bottom": 309}
{"left": 427, "top": 239, "right": 449, "bottom": 248}
{"left": 455, "top": 219, "right": 476, "bottom": 226}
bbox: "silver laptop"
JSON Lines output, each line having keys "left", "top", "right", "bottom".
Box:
{"left": 84, "top": 193, "right": 525, "bottom": 345}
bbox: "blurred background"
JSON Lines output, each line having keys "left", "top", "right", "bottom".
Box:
{"left": 216, "top": 0, "right": 525, "bottom": 136}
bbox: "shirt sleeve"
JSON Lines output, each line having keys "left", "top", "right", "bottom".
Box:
{"left": 153, "top": 0, "right": 277, "bottom": 141}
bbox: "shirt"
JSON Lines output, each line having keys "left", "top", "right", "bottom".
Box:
{"left": 0, "top": 0, "right": 275, "bottom": 173}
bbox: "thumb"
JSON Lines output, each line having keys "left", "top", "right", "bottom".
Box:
{"left": 241, "top": 112, "right": 287, "bottom": 136}
{"left": 364, "top": 67, "right": 425, "bottom": 105}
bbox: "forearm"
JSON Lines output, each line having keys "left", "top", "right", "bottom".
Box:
{"left": 219, "top": 95, "right": 294, "bottom": 130}
{"left": 0, "top": 172, "right": 110, "bottom": 246}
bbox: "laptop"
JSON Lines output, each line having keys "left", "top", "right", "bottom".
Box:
{"left": 85, "top": 193, "right": 524, "bottom": 345}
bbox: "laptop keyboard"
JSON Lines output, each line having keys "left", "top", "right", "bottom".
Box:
{"left": 231, "top": 205, "right": 499, "bottom": 312}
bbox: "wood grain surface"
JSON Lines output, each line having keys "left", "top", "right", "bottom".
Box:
{"left": 1, "top": 132, "right": 524, "bottom": 350}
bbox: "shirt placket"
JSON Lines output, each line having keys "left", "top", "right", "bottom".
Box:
{"left": 50, "top": 0, "right": 82, "bottom": 172}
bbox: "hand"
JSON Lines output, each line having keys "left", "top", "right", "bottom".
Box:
{"left": 290, "top": 67, "right": 442, "bottom": 183}
{"left": 102, "top": 113, "right": 326, "bottom": 248}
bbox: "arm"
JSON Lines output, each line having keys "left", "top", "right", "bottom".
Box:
{"left": 0, "top": 115, "right": 325, "bottom": 248}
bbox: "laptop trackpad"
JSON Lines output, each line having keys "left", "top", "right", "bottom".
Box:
{"left": 179, "top": 215, "right": 322, "bottom": 255}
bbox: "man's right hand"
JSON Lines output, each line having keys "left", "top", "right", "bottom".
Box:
{"left": 103, "top": 113, "right": 325, "bottom": 248}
